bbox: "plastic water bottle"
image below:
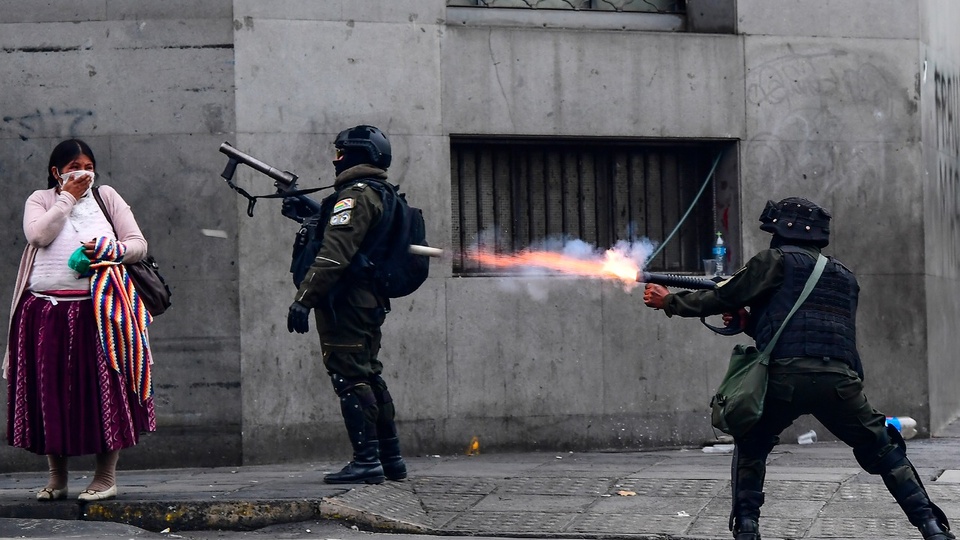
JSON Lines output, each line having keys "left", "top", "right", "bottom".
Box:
{"left": 886, "top": 416, "right": 918, "bottom": 439}
{"left": 712, "top": 232, "right": 727, "bottom": 276}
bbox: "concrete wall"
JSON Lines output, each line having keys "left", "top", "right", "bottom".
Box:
{"left": 738, "top": 0, "right": 934, "bottom": 435}
{"left": 2, "top": 0, "right": 959, "bottom": 470}
{"left": 739, "top": 0, "right": 960, "bottom": 436}
{"left": 919, "top": 0, "right": 960, "bottom": 434}
{"left": 230, "top": 1, "right": 750, "bottom": 464}
{"left": 230, "top": 0, "right": 451, "bottom": 463}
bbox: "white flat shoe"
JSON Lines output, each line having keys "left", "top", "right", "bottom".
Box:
{"left": 36, "top": 487, "right": 68, "bottom": 501}
{"left": 77, "top": 484, "right": 117, "bottom": 501}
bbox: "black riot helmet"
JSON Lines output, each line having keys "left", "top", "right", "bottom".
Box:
{"left": 332, "top": 124, "right": 392, "bottom": 175}
{"left": 759, "top": 197, "right": 831, "bottom": 247}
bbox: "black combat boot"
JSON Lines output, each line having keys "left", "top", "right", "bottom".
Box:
{"left": 324, "top": 378, "right": 385, "bottom": 485}
{"left": 324, "top": 440, "right": 384, "bottom": 484}
{"left": 885, "top": 464, "right": 953, "bottom": 539}
{"left": 378, "top": 437, "right": 407, "bottom": 481}
{"left": 733, "top": 517, "right": 760, "bottom": 540}
{"left": 919, "top": 519, "right": 956, "bottom": 539}
{"left": 370, "top": 375, "right": 407, "bottom": 481}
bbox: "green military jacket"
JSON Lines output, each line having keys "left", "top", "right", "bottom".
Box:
{"left": 294, "top": 164, "right": 387, "bottom": 310}
{"left": 663, "top": 244, "right": 822, "bottom": 323}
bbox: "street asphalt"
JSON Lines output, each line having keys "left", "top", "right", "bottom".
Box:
{"left": 3, "top": 424, "right": 960, "bottom": 539}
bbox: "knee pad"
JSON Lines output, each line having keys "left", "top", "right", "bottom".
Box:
{"left": 352, "top": 384, "right": 377, "bottom": 409}
{"left": 331, "top": 373, "right": 377, "bottom": 412}
{"left": 887, "top": 423, "right": 908, "bottom": 452}
{"left": 368, "top": 375, "right": 397, "bottom": 437}
{"left": 855, "top": 439, "right": 907, "bottom": 475}
{"left": 331, "top": 373, "right": 367, "bottom": 397}
{"left": 369, "top": 374, "right": 393, "bottom": 405}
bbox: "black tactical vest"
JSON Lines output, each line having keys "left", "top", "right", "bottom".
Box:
{"left": 753, "top": 246, "right": 863, "bottom": 377}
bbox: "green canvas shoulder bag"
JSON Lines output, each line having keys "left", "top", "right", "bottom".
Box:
{"left": 710, "top": 254, "right": 826, "bottom": 437}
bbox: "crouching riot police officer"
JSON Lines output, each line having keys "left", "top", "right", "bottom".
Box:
{"left": 285, "top": 125, "right": 406, "bottom": 485}
{"left": 643, "top": 198, "right": 954, "bottom": 540}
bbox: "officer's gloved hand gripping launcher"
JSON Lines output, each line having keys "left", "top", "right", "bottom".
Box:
{"left": 638, "top": 271, "right": 745, "bottom": 336}
{"left": 219, "top": 142, "right": 326, "bottom": 218}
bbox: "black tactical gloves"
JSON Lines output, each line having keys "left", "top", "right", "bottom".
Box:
{"left": 281, "top": 195, "right": 322, "bottom": 223}
{"left": 287, "top": 301, "right": 311, "bottom": 333}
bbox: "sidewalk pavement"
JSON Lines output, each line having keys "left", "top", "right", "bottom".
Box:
{"left": 3, "top": 429, "right": 960, "bottom": 539}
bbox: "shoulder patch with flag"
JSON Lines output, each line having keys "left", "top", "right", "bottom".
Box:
{"left": 333, "top": 198, "right": 355, "bottom": 214}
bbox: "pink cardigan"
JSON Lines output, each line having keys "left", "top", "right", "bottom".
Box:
{"left": 3, "top": 185, "right": 147, "bottom": 378}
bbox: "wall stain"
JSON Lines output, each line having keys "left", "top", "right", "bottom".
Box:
{"left": 2, "top": 46, "right": 81, "bottom": 53}
{"left": 2, "top": 108, "right": 94, "bottom": 141}
{"left": 115, "top": 44, "right": 234, "bottom": 50}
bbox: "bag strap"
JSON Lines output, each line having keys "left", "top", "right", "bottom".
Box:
{"left": 91, "top": 187, "right": 117, "bottom": 235}
{"left": 761, "top": 253, "right": 827, "bottom": 356}
{"left": 359, "top": 179, "right": 399, "bottom": 253}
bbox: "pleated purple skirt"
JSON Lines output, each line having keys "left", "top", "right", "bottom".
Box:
{"left": 6, "top": 293, "right": 156, "bottom": 456}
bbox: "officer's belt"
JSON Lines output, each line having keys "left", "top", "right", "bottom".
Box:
{"left": 768, "top": 356, "right": 858, "bottom": 377}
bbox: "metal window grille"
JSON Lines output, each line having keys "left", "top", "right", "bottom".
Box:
{"left": 451, "top": 137, "right": 729, "bottom": 274}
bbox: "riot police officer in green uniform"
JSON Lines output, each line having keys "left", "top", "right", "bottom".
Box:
{"left": 643, "top": 198, "right": 954, "bottom": 540}
{"left": 286, "top": 125, "right": 406, "bottom": 485}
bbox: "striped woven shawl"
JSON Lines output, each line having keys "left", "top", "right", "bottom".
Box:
{"left": 88, "top": 237, "right": 153, "bottom": 400}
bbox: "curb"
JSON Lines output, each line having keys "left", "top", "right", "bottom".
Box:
{"left": 321, "top": 497, "right": 435, "bottom": 535}
{"left": 2, "top": 499, "right": 328, "bottom": 532}
{"left": 0, "top": 498, "right": 428, "bottom": 535}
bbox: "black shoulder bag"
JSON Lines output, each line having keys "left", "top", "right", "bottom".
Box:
{"left": 92, "top": 187, "right": 172, "bottom": 316}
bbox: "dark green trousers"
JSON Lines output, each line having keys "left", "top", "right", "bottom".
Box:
{"left": 316, "top": 300, "right": 386, "bottom": 379}
{"left": 733, "top": 358, "right": 895, "bottom": 518}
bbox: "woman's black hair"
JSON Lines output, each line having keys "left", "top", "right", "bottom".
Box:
{"left": 46, "top": 139, "right": 96, "bottom": 189}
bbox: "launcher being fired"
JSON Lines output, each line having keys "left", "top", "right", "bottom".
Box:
{"left": 637, "top": 271, "right": 744, "bottom": 336}
{"left": 637, "top": 271, "right": 720, "bottom": 291}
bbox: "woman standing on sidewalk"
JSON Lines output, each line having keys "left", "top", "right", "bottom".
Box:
{"left": 3, "top": 138, "right": 156, "bottom": 502}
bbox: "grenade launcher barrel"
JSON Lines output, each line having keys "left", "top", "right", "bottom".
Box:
{"left": 218, "top": 142, "right": 308, "bottom": 217}
{"left": 637, "top": 271, "right": 719, "bottom": 290}
{"left": 219, "top": 141, "right": 298, "bottom": 191}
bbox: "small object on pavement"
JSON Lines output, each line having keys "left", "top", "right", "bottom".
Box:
{"left": 886, "top": 416, "right": 918, "bottom": 439}
{"left": 466, "top": 436, "right": 480, "bottom": 456}
{"left": 797, "top": 430, "right": 817, "bottom": 445}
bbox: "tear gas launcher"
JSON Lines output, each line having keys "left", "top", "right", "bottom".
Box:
{"left": 637, "top": 271, "right": 744, "bottom": 336}
{"left": 638, "top": 271, "right": 720, "bottom": 291}
{"left": 216, "top": 142, "right": 445, "bottom": 258}
{"left": 218, "top": 141, "right": 324, "bottom": 218}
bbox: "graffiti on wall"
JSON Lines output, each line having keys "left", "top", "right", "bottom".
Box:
{"left": 933, "top": 67, "right": 960, "bottom": 276}
{"left": 746, "top": 51, "right": 895, "bottom": 110}
{"left": 1, "top": 108, "right": 95, "bottom": 141}
{"left": 743, "top": 49, "right": 908, "bottom": 199}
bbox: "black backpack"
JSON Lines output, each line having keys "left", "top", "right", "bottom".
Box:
{"left": 290, "top": 179, "right": 429, "bottom": 298}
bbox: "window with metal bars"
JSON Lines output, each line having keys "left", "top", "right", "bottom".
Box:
{"left": 451, "top": 136, "right": 736, "bottom": 274}
{"left": 446, "top": 0, "right": 686, "bottom": 13}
